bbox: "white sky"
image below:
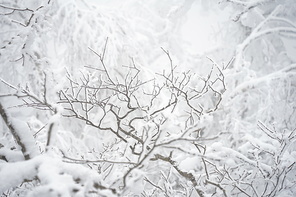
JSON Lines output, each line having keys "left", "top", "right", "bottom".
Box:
{"left": 87, "top": 0, "right": 228, "bottom": 55}
{"left": 181, "top": 1, "right": 225, "bottom": 54}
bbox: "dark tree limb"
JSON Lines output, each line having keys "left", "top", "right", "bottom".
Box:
{"left": 0, "top": 101, "right": 31, "bottom": 160}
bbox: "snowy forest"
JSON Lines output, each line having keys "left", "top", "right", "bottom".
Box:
{"left": 0, "top": 0, "right": 296, "bottom": 196}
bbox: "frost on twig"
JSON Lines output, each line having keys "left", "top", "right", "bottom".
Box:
{"left": 56, "top": 43, "right": 226, "bottom": 194}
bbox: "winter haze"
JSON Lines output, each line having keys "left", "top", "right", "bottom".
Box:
{"left": 0, "top": 0, "right": 296, "bottom": 196}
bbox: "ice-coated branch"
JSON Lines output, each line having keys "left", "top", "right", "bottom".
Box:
{"left": 0, "top": 78, "right": 57, "bottom": 112}
{"left": 205, "top": 180, "right": 228, "bottom": 197}
{"left": 62, "top": 153, "right": 137, "bottom": 165}
{"left": 0, "top": 155, "right": 117, "bottom": 196}
{"left": 152, "top": 153, "right": 205, "bottom": 197}
{"left": 228, "top": 0, "right": 274, "bottom": 22}
{"left": 0, "top": 2, "right": 48, "bottom": 27}
{"left": 88, "top": 37, "right": 116, "bottom": 86}
{"left": 228, "top": 63, "right": 296, "bottom": 99}
{"left": 0, "top": 101, "right": 38, "bottom": 160}
{"left": 233, "top": 4, "right": 286, "bottom": 69}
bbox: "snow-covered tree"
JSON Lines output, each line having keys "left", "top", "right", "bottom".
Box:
{"left": 0, "top": 0, "right": 295, "bottom": 196}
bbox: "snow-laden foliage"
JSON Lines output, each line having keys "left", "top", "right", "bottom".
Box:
{"left": 0, "top": 0, "right": 295, "bottom": 196}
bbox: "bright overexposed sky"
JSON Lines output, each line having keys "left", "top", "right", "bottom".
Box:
{"left": 86, "top": 0, "right": 229, "bottom": 56}
{"left": 181, "top": 1, "right": 227, "bottom": 54}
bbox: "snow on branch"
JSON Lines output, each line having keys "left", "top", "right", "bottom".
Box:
{"left": 0, "top": 155, "right": 117, "bottom": 196}
{"left": 233, "top": 4, "right": 292, "bottom": 69}
{"left": 227, "top": 0, "right": 274, "bottom": 22}
{"left": 0, "top": 101, "right": 38, "bottom": 160}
